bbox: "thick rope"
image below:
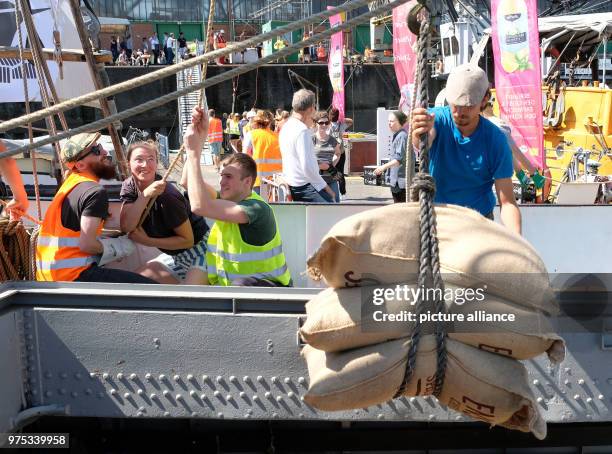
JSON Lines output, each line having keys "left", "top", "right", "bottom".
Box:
{"left": 18, "top": 0, "right": 66, "bottom": 176}
{"left": 29, "top": 227, "right": 39, "bottom": 280}
{"left": 15, "top": 0, "right": 42, "bottom": 221}
{"left": 136, "top": 0, "right": 216, "bottom": 229}
{"left": 0, "top": 218, "right": 33, "bottom": 281}
{"left": 394, "top": 13, "right": 447, "bottom": 400}
{"left": 404, "top": 67, "right": 420, "bottom": 202}
{"left": 0, "top": 0, "right": 412, "bottom": 152}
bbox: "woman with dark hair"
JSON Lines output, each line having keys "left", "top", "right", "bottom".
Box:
{"left": 120, "top": 141, "right": 209, "bottom": 284}
{"left": 374, "top": 111, "right": 409, "bottom": 203}
{"left": 328, "top": 107, "right": 353, "bottom": 197}
{"left": 313, "top": 111, "right": 342, "bottom": 203}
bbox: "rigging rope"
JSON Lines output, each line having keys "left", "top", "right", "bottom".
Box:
{"left": 13, "top": 0, "right": 41, "bottom": 221}
{"left": 18, "top": 0, "right": 67, "bottom": 176}
{"left": 136, "top": 0, "right": 216, "bottom": 228}
{"left": 394, "top": 10, "right": 447, "bottom": 400}
{"left": 0, "top": 0, "right": 410, "bottom": 144}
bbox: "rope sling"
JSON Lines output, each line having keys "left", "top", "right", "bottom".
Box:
{"left": 394, "top": 5, "right": 448, "bottom": 399}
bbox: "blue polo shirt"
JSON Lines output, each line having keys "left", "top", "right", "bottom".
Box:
{"left": 428, "top": 106, "right": 513, "bottom": 215}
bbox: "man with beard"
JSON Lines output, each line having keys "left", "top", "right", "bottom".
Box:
{"left": 411, "top": 64, "right": 521, "bottom": 235}
{"left": 36, "top": 133, "right": 156, "bottom": 283}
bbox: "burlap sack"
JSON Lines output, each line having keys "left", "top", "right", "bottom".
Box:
{"left": 306, "top": 203, "right": 554, "bottom": 312}
{"left": 300, "top": 285, "right": 565, "bottom": 362}
{"left": 302, "top": 336, "right": 546, "bottom": 440}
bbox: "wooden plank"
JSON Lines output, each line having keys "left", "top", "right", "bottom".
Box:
{"left": 0, "top": 46, "right": 112, "bottom": 63}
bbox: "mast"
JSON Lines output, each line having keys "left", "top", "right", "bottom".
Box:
{"left": 67, "top": 0, "right": 128, "bottom": 179}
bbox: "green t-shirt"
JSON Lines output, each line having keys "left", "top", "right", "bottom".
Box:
{"left": 237, "top": 198, "right": 277, "bottom": 246}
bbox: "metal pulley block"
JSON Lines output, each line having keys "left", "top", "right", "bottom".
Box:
{"left": 406, "top": 0, "right": 431, "bottom": 35}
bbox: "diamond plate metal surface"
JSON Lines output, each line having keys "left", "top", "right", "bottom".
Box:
{"left": 24, "top": 307, "right": 612, "bottom": 423}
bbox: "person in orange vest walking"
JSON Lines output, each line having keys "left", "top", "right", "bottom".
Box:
{"left": 208, "top": 109, "right": 224, "bottom": 170}
{"left": 241, "top": 110, "right": 283, "bottom": 195}
{"left": 35, "top": 132, "right": 156, "bottom": 283}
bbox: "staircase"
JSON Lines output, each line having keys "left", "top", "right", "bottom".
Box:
{"left": 176, "top": 64, "right": 212, "bottom": 165}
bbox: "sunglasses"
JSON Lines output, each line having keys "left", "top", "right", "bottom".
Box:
{"left": 317, "top": 121, "right": 330, "bottom": 125}
{"left": 77, "top": 143, "right": 104, "bottom": 161}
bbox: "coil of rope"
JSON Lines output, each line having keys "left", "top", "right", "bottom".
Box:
{"left": 0, "top": 218, "right": 34, "bottom": 281}
{"left": 0, "top": 0, "right": 413, "bottom": 158}
{"left": 393, "top": 4, "right": 448, "bottom": 400}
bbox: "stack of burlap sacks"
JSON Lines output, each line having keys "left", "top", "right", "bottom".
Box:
{"left": 301, "top": 203, "right": 565, "bottom": 440}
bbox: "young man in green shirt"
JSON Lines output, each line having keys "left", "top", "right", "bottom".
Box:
{"left": 184, "top": 107, "right": 292, "bottom": 287}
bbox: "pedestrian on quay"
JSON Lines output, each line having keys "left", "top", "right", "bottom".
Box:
{"left": 241, "top": 110, "right": 283, "bottom": 195}
{"left": 374, "top": 111, "right": 409, "bottom": 203}
{"left": 178, "top": 32, "right": 187, "bottom": 60}
{"left": 110, "top": 36, "right": 118, "bottom": 63}
{"left": 207, "top": 109, "right": 224, "bottom": 171}
{"left": 313, "top": 111, "right": 342, "bottom": 202}
{"left": 126, "top": 33, "right": 133, "bottom": 60}
{"left": 165, "top": 33, "right": 176, "bottom": 64}
{"left": 279, "top": 89, "right": 336, "bottom": 203}
{"left": 149, "top": 32, "right": 160, "bottom": 65}
{"left": 329, "top": 107, "right": 352, "bottom": 197}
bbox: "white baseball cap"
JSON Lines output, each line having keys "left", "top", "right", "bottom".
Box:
{"left": 445, "top": 64, "right": 489, "bottom": 107}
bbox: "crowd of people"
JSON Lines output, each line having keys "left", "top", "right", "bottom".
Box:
{"left": 1, "top": 64, "right": 522, "bottom": 289}
{"left": 207, "top": 92, "right": 352, "bottom": 203}
{"left": 110, "top": 31, "right": 192, "bottom": 66}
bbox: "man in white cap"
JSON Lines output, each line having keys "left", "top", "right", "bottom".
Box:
{"left": 35, "top": 132, "right": 156, "bottom": 283}
{"left": 411, "top": 64, "right": 521, "bottom": 234}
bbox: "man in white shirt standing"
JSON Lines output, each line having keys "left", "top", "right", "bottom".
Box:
{"left": 149, "top": 32, "right": 160, "bottom": 65}
{"left": 279, "top": 89, "right": 336, "bottom": 203}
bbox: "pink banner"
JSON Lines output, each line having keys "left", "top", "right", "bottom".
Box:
{"left": 392, "top": 1, "right": 418, "bottom": 113}
{"left": 491, "top": 0, "right": 545, "bottom": 169}
{"left": 328, "top": 9, "right": 345, "bottom": 121}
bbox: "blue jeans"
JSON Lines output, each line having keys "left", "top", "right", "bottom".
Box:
{"left": 166, "top": 48, "right": 174, "bottom": 64}
{"left": 328, "top": 181, "right": 340, "bottom": 203}
{"left": 290, "top": 183, "right": 333, "bottom": 203}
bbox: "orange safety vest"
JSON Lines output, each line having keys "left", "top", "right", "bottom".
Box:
{"left": 317, "top": 46, "right": 327, "bottom": 60}
{"left": 208, "top": 117, "right": 223, "bottom": 143}
{"left": 36, "top": 171, "right": 104, "bottom": 282}
{"left": 251, "top": 129, "right": 283, "bottom": 187}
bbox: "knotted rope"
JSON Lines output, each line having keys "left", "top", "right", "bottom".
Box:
{"left": 0, "top": 218, "right": 34, "bottom": 281}
{"left": 394, "top": 11, "right": 447, "bottom": 399}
